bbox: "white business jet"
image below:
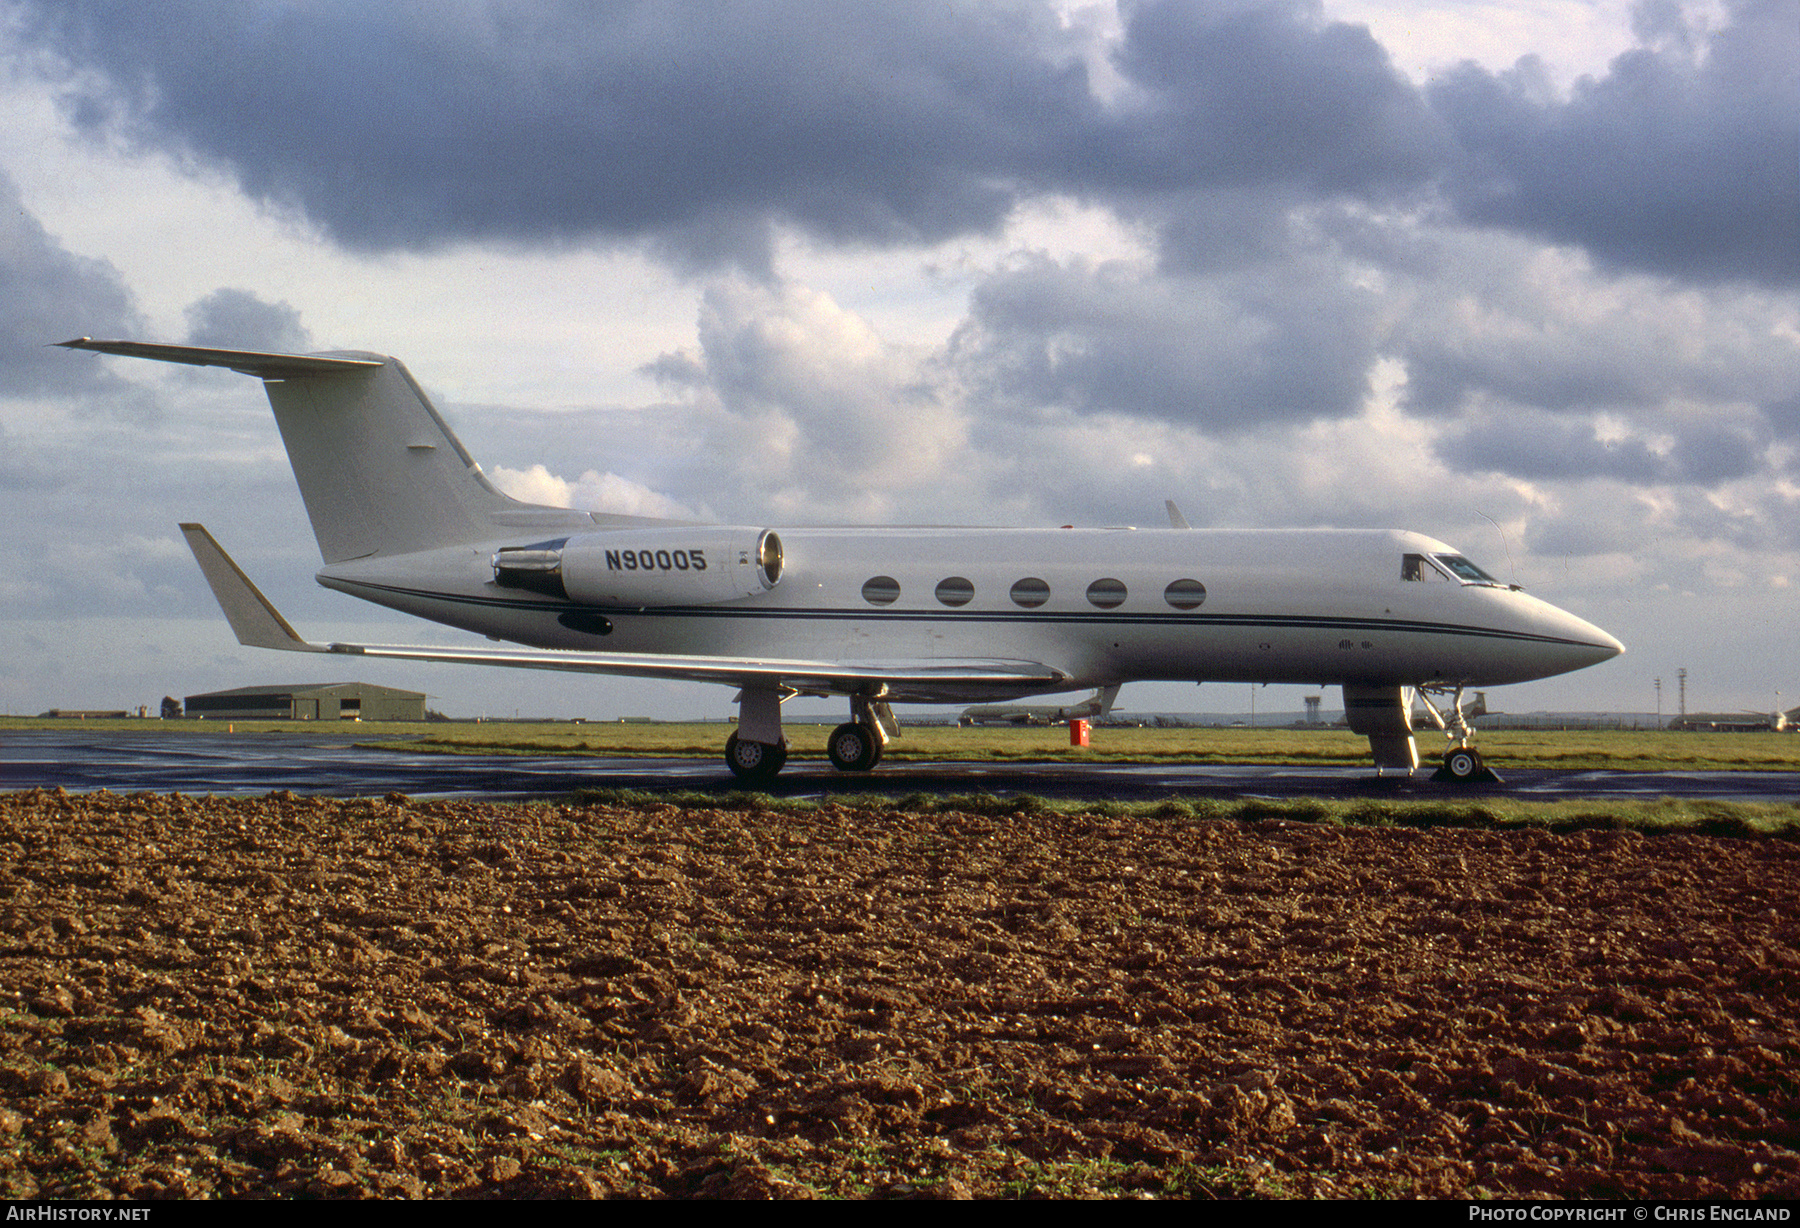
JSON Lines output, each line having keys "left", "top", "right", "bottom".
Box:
{"left": 61, "top": 338, "right": 1623, "bottom": 783}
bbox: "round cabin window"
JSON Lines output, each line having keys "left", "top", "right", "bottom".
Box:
{"left": 1009, "top": 577, "right": 1050, "bottom": 608}
{"left": 861, "top": 576, "right": 900, "bottom": 605}
{"left": 1164, "top": 578, "right": 1206, "bottom": 610}
{"left": 1086, "top": 578, "right": 1127, "bottom": 609}
{"left": 935, "top": 577, "right": 975, "bottom": 607}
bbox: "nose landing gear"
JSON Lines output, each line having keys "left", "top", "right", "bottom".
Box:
{"left": 1417, "top": 685, "right": 1502, "bottom": 784}
{"left": 1439, "top": 745, "right": 1488, "bottom": 783}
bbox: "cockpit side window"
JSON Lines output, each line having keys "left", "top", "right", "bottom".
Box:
{"left": 1401, "top": 553, "right": 1453, "bottom": 582}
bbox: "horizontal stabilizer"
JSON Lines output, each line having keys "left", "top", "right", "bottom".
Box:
{"left": 179, "top": 524, "right": 327, "bottom": 653}
{"left": 58, "top": 338, "right": 381, "bottom": 378}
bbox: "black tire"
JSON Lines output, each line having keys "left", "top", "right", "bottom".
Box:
{"left": 725, "top": 732, "right": 787, "bottom": 783}
{"left": 1443, "top": 748, "right": 1482, "bottom": 782}
{"left": 827, "top": 722, "right": 880, "bottom": 772}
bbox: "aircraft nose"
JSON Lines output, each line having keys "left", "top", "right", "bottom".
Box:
{"left": 1556, "top": 608, "right": 1625, "bottom": 667}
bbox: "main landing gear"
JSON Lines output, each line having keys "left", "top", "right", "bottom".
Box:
{"left": 723, "top": 686, "right": 897, "bottom": 783}
{"left": 724, "top": 684, "right": 789, "bottom": 784}
{"left": 724, "top": 731, "right": 788, "bottom": 783}
{"left": 1418, "top": 685, "right": 1502, "bottom": 785}
{"left": 826, "top": 721, "right": 882, "bottom": 772}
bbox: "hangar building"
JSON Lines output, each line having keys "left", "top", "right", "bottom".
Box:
{"left": 184, "top": 682, "right": 426, "bottom": 722}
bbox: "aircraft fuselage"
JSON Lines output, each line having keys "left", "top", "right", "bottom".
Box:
{"left": 317, "top": 525, "right": 1621, "bottom": 705}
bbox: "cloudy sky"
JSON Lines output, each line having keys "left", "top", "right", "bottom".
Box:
{"left": 2, "top": 0, "right": 1794, "bottom": 723}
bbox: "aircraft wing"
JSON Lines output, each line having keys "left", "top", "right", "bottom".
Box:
{"left": 181, "top": 523, "right": 331, "bottom": 653}
{"left": 179, "top": 525, "right": 1068, "bottom": 696}
{"left": 326, "top": 642, "right": 1068, "bottom": 693}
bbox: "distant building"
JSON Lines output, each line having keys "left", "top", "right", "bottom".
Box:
{"left": 183, "top": 682, "right": 427, "bottom": 722}
{"left": 1668, "top": 711, "right": 1794, "bottom": 733}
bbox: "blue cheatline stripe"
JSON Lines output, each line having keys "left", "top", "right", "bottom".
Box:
{"left": 329, "top": 578, "right": 1608, "bottom": 650}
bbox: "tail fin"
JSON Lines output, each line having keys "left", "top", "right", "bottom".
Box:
{"left": 61, "top": 338, "right": 529, "bottom": 561}
{"left": 60, "top": 338, "right": 642, "bottom": 563}
{"left": 258, "top": 354, "right": 520, "bottom": 562}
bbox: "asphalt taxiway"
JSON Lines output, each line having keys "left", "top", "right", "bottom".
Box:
{"left": 3, "top": 730, "right": 1795, "bottom": 803}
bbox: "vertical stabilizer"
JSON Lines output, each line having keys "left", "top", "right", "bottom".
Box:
{"left": 260, "top": 356, "right": 514, "bottom": 562}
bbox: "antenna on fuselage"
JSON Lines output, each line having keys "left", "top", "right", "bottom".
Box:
{"left": 1476, "top": 511, "right": 1519, "bottom": 587}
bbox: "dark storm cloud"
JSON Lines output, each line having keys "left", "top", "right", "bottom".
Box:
{"left": 1429, "top": 0, "right": 1800, "bottom": 286}
{"left": 1374, "top": 219, "right": 1800, "bottom": 424}
{"left": 948, "top": 252, "right": 1380, "bottom": 429}
{"left": 1105, "top": 0, "right": 1444, "bottom": 196}
{"left": 0, "top": 169, "right": 143, "bottom": 397}
{"left": 1400, "top": 338, "right": 1644, "bottom": 420}
{"left": 12, "top": 0, "right": 1451, "bottom": 274}
{"left": 1439, "top": 413, "right": 1671, "bottom": 483}
{"left": 19, "top": 0, "right": 1096, "bottom": 270}
{"left": 25, "top": 0, "right": 1786, "bottom": 286}
{"left": 1666, "top": 422, "right": 1770, "bottom": 486}
{"left": 1437, "top": 409, "right": 1769, "bottom": 486}
{"left": 1766, "top": 393, "right": 1800, "bottom": 445}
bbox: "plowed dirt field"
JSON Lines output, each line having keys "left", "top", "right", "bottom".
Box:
{"left": 2, "top": 788, "right": 1796, "bottom": 1198}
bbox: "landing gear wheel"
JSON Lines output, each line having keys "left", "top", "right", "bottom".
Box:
{"left": 1443, "top": 747, "right": 1482, "bottom": 782}
{"left": 827, "top": 722, "right": 882, "bottom": 772}
{"left": 725, "top": 732, "right": 787, "bottom": 783}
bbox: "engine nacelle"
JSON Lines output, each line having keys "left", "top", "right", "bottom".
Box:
{"left": 493, "top": 528, "right": 783, "bottom": 607}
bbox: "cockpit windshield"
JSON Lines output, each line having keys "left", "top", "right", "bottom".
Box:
{"left": 1402, "top": 552, "right": 1504, "bottom": 585}
{"left": 1434, "top": 554, "right": 1499, "bottom": 584}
